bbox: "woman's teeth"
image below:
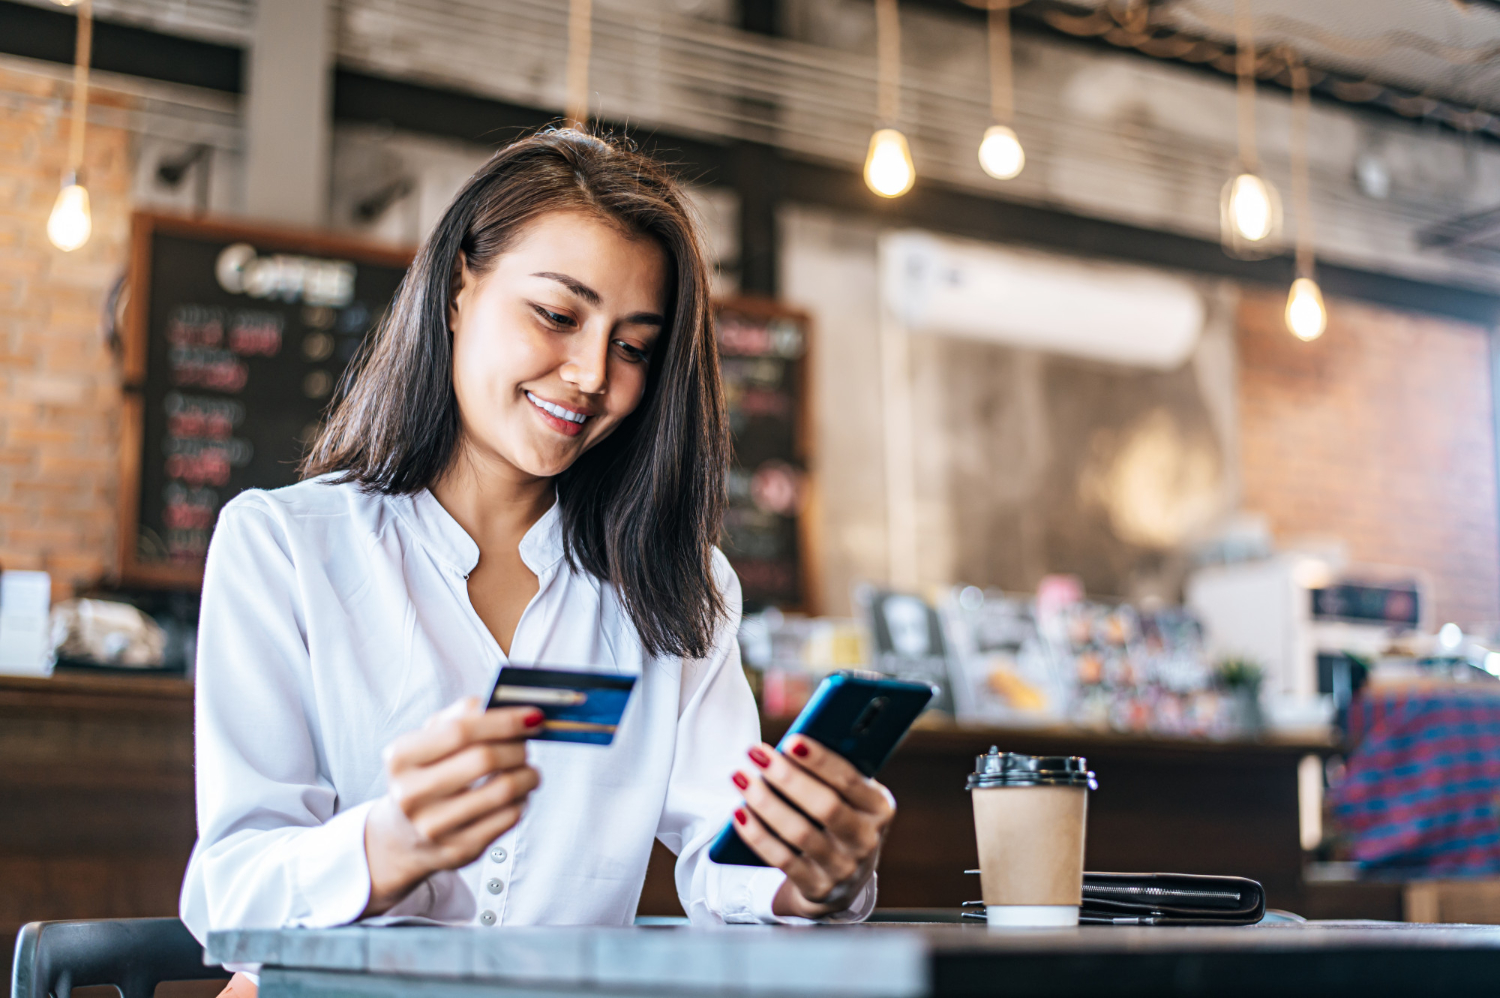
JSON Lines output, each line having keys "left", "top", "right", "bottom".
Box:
{"left": 526, "top": 391, "right": 588, "bottom": 424}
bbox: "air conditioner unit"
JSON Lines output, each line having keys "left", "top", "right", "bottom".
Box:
{"left": 879, "top": 230, "right": 1205, "bottom": 370}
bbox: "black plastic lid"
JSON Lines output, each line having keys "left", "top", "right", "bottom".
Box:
{"left": 966, "top": 747, "right": 1098, "bottom": 790}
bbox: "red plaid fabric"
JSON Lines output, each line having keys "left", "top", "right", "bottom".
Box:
{"left": 1330, "top": 687, "right": 1500, "bottom": 874}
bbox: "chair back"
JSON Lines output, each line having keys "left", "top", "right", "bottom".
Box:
{"left": 11, "top": 918, "right": 230, "bottom": 998}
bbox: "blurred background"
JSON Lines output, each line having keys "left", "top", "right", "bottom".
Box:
{"left": 4, "top": 0, "right": 1500, "bottom": 961}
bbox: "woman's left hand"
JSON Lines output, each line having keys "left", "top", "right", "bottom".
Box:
{"left": 731, "top": 736, "right": 895, "bottom": 919}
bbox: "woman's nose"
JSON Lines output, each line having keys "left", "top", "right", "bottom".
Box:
{"left": 561, "top": 330, "right": 609, "bottom": 395}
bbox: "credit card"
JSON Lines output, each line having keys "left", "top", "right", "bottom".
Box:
{"left": 486, "top": 666, "right": 636, "bottom": 745}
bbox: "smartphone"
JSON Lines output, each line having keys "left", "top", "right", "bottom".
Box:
{"left": 707, "top": 671, "right": 934, "bottom": 866}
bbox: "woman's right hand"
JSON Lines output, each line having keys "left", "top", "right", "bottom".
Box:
{"left": 363, "top": 697, "right": 543, "bottom": 915}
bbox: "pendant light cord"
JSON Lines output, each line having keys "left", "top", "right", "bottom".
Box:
{"left": 1234, "top": 0, "right": 1257, "bottom": 174}
{"left": 566, "top": 0, "right": 592, "bottom": 129}
{"left": 988, "top": 1, "right": 1013, "bottom": 126}
{"left": 67, "top": 0, "right": 93, "bottom": 178}
{"left": 875, "top": 0, "right": 901, "bottom": 126}
{"left": 1288, "top": 48, "right": 1314, "bottom": 280}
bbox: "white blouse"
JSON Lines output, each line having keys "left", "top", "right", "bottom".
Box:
{"left": 179, "top": 476, "right": 874, "bottom": 947}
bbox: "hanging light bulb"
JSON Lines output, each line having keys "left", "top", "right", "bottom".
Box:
{"left": 1223, "top": 172, "right": 1276, "bottom": 242}
{"left": 864, "top": 0, "right": 914, "bottom": 199}
{"left": 864, "top": 128, "right": 915, "bottom": 198}
{"left": 1219, "top": 0, "right": 1282, "bottom": 258}
{"left": 1285, "top": 277, "right": 1327, "bottom": 341}
{"left": 47, "top": 173, "right": 91, "bottom": 251}
{"left": 978, "top": 124, "right": 1024, "bottom": 180}
{"left": 1283, "top": 52, "right": 1324, "bottom": 342}
{"left": 1219, "top": 170, "right": 1282, "bottom": 256}
{"left": 977, "top": 3, "right": 1024, "bottom": 181}
{"left": 49, "top": 0, "right": 94, "bottom": 251}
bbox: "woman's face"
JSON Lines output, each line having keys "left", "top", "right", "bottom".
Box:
{"left": 448, "top": 210, "right": 669, "bottom": 481}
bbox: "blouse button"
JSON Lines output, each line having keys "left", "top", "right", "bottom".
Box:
{"left": 486, "top": 878, "right": 504, "bottom": 895}
{"left": 489, "top": 847, "right": 507, "bottom": 863}
{"left": 479, "top": 910, "right": 497, "bottom": 926}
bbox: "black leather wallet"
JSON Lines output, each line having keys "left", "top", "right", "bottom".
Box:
{"left": 1079, "top": 872, "right": 1266, "bottom": 925}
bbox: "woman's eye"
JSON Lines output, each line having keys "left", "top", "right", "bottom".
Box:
{"left": 614, "top": 340, "right": 648, "bottom": 363}
{"left": 532, "top": 305, "right": 575, "bottom": 328}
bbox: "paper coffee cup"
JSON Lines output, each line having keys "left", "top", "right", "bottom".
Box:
{"left": 967, "top": 747, "right": 1096, "bottom": 928}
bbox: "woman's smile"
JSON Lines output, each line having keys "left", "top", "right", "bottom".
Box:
{"left": 525, "top": 390, "right": 593, "bottom": 437}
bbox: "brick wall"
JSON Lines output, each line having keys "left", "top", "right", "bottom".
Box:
{"left": 1237, "top": 287, "right": 1500, "bottom": 628}
{"left": 0, "top": 62, "right": 133, "bottom": 599}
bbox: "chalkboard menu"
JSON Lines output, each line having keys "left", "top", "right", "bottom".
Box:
{"left": 716, "top": 298, "right": 814, "bottom": 611}
{"left": 119, "top": 213, "right": 410, "bottom": 586}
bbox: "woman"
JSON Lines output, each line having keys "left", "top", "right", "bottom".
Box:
{"left": 182, "top": 130, "right": 894, "bottom": 993}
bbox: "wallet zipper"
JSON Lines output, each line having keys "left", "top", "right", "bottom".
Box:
{"left": 1085, "top": 884, "right": 1241, "bottom": 904}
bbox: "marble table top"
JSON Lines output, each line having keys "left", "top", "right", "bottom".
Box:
{"left": 207, "top": 921, "right": 1500, "bottom": 998}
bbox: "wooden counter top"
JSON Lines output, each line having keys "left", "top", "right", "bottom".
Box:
{"left": 767, "top": 713, "right": 1337, "bottom": 758}
{"left": 0, "top": 670, "right": 1332, "bottom": 755}
{"left": 0, "top": 670, "right": 192, "bottom": 714}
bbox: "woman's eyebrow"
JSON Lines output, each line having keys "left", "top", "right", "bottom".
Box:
{"left": 532, "top": 271, "right": 664, "bottom": 327}
{"left": 532, "top": 271, "right": 601, "bottom": 306}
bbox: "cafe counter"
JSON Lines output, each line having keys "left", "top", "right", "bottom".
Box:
{"left": 0, "top": 671, "right": 1332, "bottom": 947}
{"left": 0, "top": 672, "right": 195, "bottom": 948}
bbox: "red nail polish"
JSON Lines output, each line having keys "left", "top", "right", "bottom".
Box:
{"left": 748, "top": 747, "right": 771, "bottom": 768}
{"left": 732, "top": 771, "right": 750, "bottom": 790}
{"left": 734, "top": 808, "right": 748, "bottom": 825}
{"left": 524, "top": 709, "right": 544, "bottom": 728}
{"left": 790, "top": 741, "right": 809, "bottom": 758}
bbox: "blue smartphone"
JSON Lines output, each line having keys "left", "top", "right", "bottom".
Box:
{"left": 707, "top": 671, "right": 934, "bottom": 866}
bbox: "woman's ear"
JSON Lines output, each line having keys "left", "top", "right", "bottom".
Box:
{"left": 448, "top": 250, "right": 468, "bottom": 332}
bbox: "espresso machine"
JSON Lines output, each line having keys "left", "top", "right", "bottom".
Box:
{"left": 1187, "top": 554, "right": 1427, "bottom": 733}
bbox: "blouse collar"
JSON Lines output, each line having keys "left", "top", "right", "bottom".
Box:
{"left": 399, "top": 489, "right": 565, "bottom": 578}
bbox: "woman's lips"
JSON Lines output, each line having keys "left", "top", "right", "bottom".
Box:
{"left": 526, "top": 391, "right": 590, "bottom": 438}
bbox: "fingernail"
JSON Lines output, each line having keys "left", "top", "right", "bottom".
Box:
{"left": 734, "top": 808, "right": 748, "bottom": 825}
{"left": 732, "top": 771, "right": 750, "bottom": 791}
{"left": 790, "top": 740, "right": 809, "bottom": 758}
{"left": 524, "top": 709, "right": 545, "bottom": 728}
{"left": 748, "top": 747, "right": 771, "bottom": 768}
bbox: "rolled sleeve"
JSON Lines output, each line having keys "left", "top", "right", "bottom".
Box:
{"left": 749, "top": 871, "right": 879, "bottom": 925}
{"left": 289, "top": 799, "right": 380, "bottom": 923}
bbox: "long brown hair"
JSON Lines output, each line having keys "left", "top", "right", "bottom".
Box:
{"left": 303, "top": 129, "right": 729, "bottom": 658}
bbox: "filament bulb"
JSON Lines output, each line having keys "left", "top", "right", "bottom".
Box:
{"left": 1227, "top": 173, "right": 1273, "bottom": 242}
{"left": 1285, "top": 277, "right": 1327, "bottom": 342}
{"left": 864, "top": 128, "right": 915, "bottom": 199}
{"left": 978, "top": 125, "right": 1025, "bottom": 180}
{"left": 47, "top": 182, "right": 92, "bottom": 252}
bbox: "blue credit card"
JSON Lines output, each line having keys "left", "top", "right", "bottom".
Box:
{"left": 486, "top": 666, "right": 636, "bottom": 745}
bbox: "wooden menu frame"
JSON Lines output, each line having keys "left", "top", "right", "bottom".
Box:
{"left": 714, "top": 295, "right": 821, "bottom": 615}
{"left": 117, "top": 212, "right": 413, "bottom": 588}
